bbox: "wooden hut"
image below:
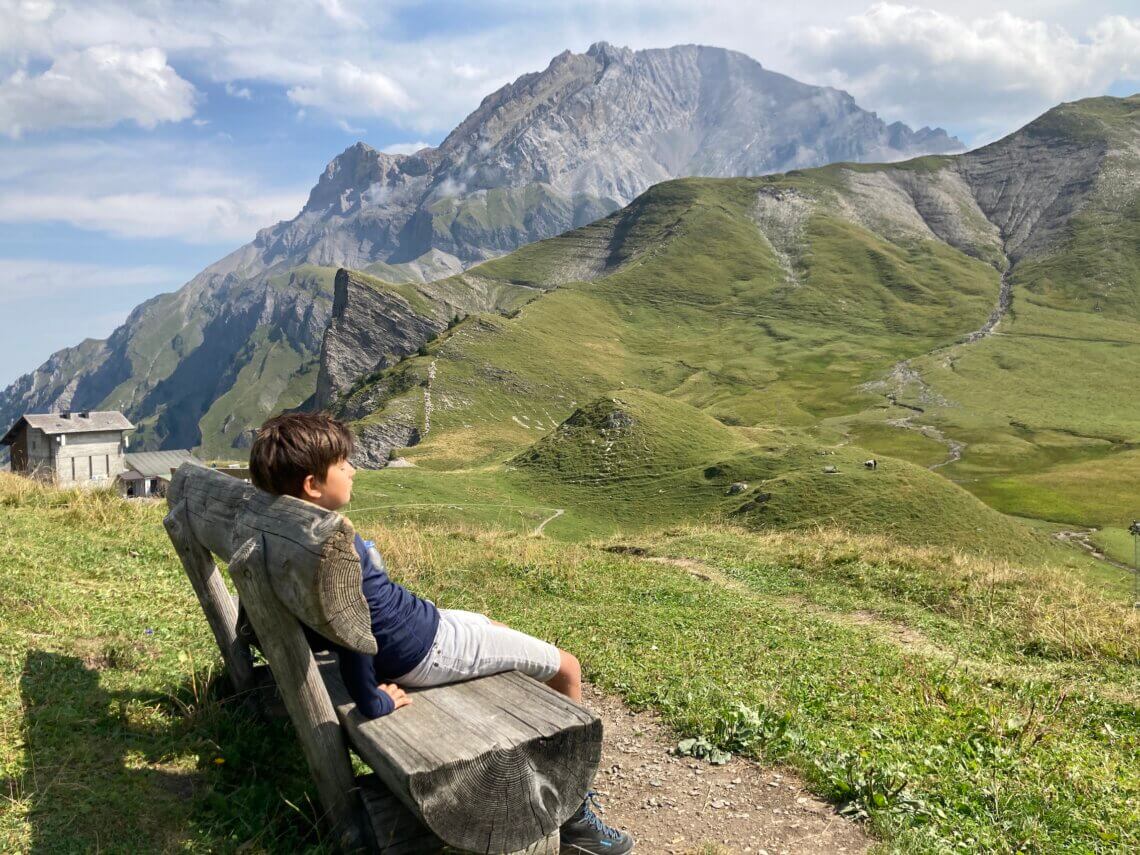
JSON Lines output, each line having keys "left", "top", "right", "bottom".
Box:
{"left": 2, "top": 411, "right": 134, "bottom": 487}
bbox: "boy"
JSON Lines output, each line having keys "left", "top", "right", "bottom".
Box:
{"left": 249, "top": 412, "right": 633, "bottom": 854}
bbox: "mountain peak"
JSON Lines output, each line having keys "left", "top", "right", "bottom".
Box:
{"left": 585, "top": 40, "right": 632, "bottom": 64}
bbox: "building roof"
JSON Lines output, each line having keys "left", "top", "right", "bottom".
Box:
{"left": 123, "top": 450, "right": 197, "bottom": 479}
{"left": 1, "top": 411, "right": 135, "bottom": 446}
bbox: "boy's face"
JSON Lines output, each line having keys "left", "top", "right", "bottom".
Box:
{"left": 301, "top": 458, "right": 355, "bottom": 511}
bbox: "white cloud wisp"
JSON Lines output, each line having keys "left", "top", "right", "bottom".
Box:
{"left": 0, "top": 45, "right": 197, "bottom": 137}
{"left": 797, "top": 3, "right": 1140, "bottom": 139}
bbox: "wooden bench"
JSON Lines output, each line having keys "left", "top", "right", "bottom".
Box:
{"left": 163, "top": 462, "right": 602, "bottom": 853}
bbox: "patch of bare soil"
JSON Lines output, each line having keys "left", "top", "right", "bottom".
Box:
{"left": 584, "top": 685, "right": 873, "bottom": 855}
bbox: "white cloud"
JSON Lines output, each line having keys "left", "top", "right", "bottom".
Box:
{"left": 381, "top": 140, "right": 432, "bottom": 155}
{"left": 315, "top": 0, "right": 365, "bottom": 27}
{"left": 0, "top": 257, "right": 181, "bottom": 301}
{"left": 0, "top": 45, "right": 197, "bottom": 137}
{"left": 0, "top": 140, "right": 309, "bottom": 242}
{"left": 287, "top": 61, "right": 411, "bottom": 117}
{"left": 796, "top": 4, "right": 1140, "bottom": 140}
{"left": 0, "top": 190, "right": 303, "bottom": 243}
{"left": 452, "top": 63, "right": 487, "bottom": 81}
{"left": 336, "top": 118, "right": 365, "bottom": 135}
{"left": 224, "top": 81, "right": 252, "bottom": 99}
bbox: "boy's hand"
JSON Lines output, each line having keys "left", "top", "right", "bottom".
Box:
{"left": 378, "top": 683, "right": 411, "bottom": 710}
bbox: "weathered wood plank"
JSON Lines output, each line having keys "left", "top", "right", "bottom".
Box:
{"left": 321, "top": 657, "right": 599, "bottom": 853}
{"left": 168, "top": 462, "right": 375, "bottom": 654}
{"left": 358, "top": 774, "right": 443, "bottom": 853}
{"left": 163, "top": 500, "right": 254, "bottom": 694}
{"left": 227, "top": 536, "right": 374, "bottom": 852}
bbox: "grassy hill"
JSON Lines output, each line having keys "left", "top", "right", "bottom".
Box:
{"left": 5, "top": 96, "right": 1139, "bottom": 853}
{"left": 333, "top": 96, "right": 1140, "bottom": 569}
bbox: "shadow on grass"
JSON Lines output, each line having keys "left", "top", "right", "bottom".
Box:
{"left": 13, "top": 650, "right": 324, "bottom": 852}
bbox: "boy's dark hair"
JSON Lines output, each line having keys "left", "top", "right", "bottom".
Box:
{"left": 249, "top": 412, "right": 354, "bottom": 497}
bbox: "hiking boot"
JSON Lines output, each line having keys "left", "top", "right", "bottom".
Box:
{"left": 559, "top": 791, "right": 634, "bottom": 854}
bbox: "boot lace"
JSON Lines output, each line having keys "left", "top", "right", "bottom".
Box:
{"left": 578, "top": 791, "right": 623, "bottom": 840}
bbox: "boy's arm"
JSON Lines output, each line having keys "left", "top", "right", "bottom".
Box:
{"left": 336, "top": 648, "right": 395, "bottom": 718}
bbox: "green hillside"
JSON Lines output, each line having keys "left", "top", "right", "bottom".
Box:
{"left": 334, "top": 97, "right": 1140, "bottom": 571}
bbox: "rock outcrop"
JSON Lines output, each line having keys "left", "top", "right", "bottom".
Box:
{"left": 316, "top": 270, "right": 447, "bottom": 408}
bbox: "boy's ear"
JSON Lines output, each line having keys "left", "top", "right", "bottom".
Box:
{"left": 300, "top": 473, "right": 322, "bottom": 500}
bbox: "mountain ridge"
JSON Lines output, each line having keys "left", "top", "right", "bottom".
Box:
{"left": 328, "top": 95, "right": 1139, "bottom": 524}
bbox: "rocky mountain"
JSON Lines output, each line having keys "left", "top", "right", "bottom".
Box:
{"left": 258, "top": 42, "right": 962, "bottom": 273}
{"left": 1, "top": 42, "right": 964, "bottom": 455}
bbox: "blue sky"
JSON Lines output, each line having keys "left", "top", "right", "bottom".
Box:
{"left": 1, "top": 0, "right": 1138, "bottom": 389}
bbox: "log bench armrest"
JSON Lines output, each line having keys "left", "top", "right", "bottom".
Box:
{"left": 320, "top": 657, "right": 601, "bottom": 852}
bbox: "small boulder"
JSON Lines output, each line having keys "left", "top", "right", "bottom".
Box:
{"left": 726, "top": 482, "right": 748, "bottom": 496}
{"left": 822, "top": 465, "right": 839, "bottom": 474}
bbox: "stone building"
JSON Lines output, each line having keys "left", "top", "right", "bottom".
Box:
{"left": 1, "top": 411, "right": 135, "bottom": 487}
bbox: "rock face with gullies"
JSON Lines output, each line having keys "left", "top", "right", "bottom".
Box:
{"left": 0, "top": 265, "right": 334, "bottom": 455}
{"left": 256, "top": 42, "right": 964, "bottom": 273}
{"left": 0, "top": 42, "right": 965, "bottom": 454}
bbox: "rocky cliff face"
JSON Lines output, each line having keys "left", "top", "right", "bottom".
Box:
{"left": 316, "top": 270, "right": 447, "bottom": 408}
{"left": 254, "top": 42, "right": 963, "bottom": 273}
{"left": 1, "top": 42, "right": 965, "bottom": 454}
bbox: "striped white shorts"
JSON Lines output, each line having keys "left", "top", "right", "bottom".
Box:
{"left": 394, "top": 608, "right": 561, "bottom": 687}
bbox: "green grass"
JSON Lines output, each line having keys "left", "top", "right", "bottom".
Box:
{"left": 7, "top": 474, "right": 1134, "bottom": 852}
{"left": 0, "top": 475, "right": 330, "bottom": 853}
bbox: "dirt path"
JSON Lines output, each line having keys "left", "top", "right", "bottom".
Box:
{"left": 584, "top": 684, "right": 872, "bottom": 854}
{"left": 533, "top": 507, "right": 565, "bottom": 536}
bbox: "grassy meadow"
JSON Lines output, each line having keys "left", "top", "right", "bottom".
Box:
{"left": 2, "top": 471, "right": 1137, "bottom": 853}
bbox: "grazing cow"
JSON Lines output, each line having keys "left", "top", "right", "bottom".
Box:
{"left": 864, "top": 459, "right": 877, "bottom": 470}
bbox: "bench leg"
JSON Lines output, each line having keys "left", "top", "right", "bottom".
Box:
{"left": 228, "top": 535, "right": 375, "bottom": 852}
{"left": 164, "top": 502, "right": 255, "bottom": 694}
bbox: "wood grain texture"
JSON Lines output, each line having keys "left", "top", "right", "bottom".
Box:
{"left": 227, "top": 535, "right": 375, "bottom": 852}
{"left": 168, "top": 461, "right": 375, "bottom": 654}
{"left": 322, "top": 656, "right": 600, "bottom": 853}
{"left": 163, "top": 501, "right": 254, "bottom": 693}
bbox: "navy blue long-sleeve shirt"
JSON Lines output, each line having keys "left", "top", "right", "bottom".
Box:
{"left": 305, "top": 534, "right": 439, "bottom": 718}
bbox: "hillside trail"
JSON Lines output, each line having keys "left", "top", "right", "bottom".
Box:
{"left": 584, "top": 683, "right": 872, "bottom": 855}
{"left": 867, "top": 258, "right": 1014, "bottom": 471}
{"left": 533, "top": 507, "right": 564, "bottom": 535}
